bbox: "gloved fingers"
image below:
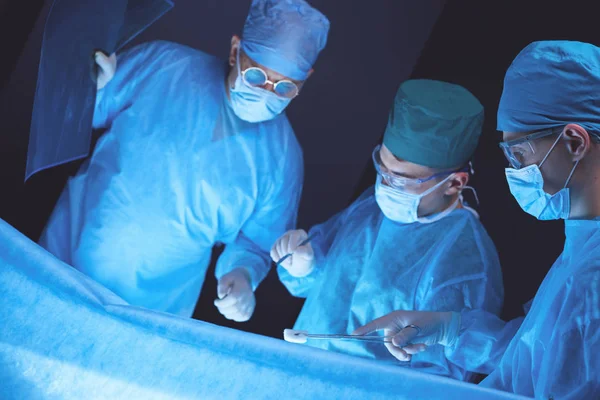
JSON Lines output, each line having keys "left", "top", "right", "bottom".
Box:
{"left": 384, "top": 341, "right": 411, "bottom": 362}
{"left": 276, "top": 253, "right": 293, "bottom": 269}
{"left": 271, "top": 231, "right": 289, "bottom": 261}
{"left": 217, "top": 269, "right": 246, "bottom": 298}
{"left": 218, "top": 294, "right": 248, "bottom": 311}
{"left": 280, "top": 231, "right": 293, "bottom": 255}
{"left": 274, "top": 239, "right": 293, "bottom": 268}
{"left": 293, "top": 242, "right": 314, "bottom": 260}
{"left": 216, "top": 271, "right": 250, "bottom": 305}
{"left": 95, "top": 52, "right": 116, "bottom": 85}
{"left": 216, "top": 305, "right": 240, "bottom": 317}
{"left": 221, "top": 308, "right": 244, "bottom": 321}
{"left": 352, "top": 312, "right": 398, "bottom": 336}
{"left": 274, "top": 234, "right": 290, "bottom": 263}
{"left": 288, "top": 229, "right": 308, "bottom": 250}
{"left": 231, "top": 311, "right": 252, "bottom": 322}
{"left": 216, "top": 278, "right": 233, "bottom": 299}
{"left": 273, "top": 230, "right": 311, "bottom": 267}
{"left": 220, "top": 298, "right": 254, "bottom": 322}
{"left": 94, "top": 52, "right": 111, "bottom": 70}
{"left": 392, "top": 325, "right": 421, "bottom": 348}
{"left": 270, "top": 244, "right": 283, "bottom": 263}
{"left": 401, "top": 343, "right": 427, "bottom": 355}
{"left": 214, "top": 294, "right": 238, "bottom": 309}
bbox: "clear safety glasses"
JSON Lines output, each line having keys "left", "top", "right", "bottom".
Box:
{"left": 372, "top": 144, "right": 469, "bottom": 191}
{"left": 498, "top": 127, "right": 562, "bottom": 169}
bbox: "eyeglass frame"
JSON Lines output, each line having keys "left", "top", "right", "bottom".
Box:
{"left": 238, "top": 54, "right": 300, "bottom": 99}
{"left": 372, "top": 144, "right": 471, "bottom": 191}
{"left": 498, "top": 127, "right": 564, "bottom": 169}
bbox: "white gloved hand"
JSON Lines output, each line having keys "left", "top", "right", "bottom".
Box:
{"left": 352, "top": 310, "right": 461, "bottom": 362}
{"left": 270, "top": 229, "right": 315, "bottom": 277}
{"left": 214, "top": 268, "right": 256, "bottom": 322}
{"left": 95, "top": 51, "right": 117, "bottom": 91}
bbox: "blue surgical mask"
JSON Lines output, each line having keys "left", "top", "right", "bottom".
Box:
{"left": 505, "top": 133, "right": 579, "bottom": 220}
{"left": 375, "top": 174, "right": 459, "bottom": 224}
{"left": 229, "top": 49, "right": 291, "bottom": 123}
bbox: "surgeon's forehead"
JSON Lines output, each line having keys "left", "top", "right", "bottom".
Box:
{"left": 239, "top": 49, "right": 303, "bottom": 85}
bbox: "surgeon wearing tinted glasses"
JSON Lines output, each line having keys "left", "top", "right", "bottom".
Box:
{"left": 229, "top": 45, "right": 304, "bottom": 122}
{"left": 39, "top": 0, "right": 330, "bottom": 321}
{"left": 270, "top": 79, "right": 504, "bottom": 381}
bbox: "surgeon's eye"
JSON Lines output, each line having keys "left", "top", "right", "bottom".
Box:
{"left": 512, "top": 149, "right": 527, "bottom": 165}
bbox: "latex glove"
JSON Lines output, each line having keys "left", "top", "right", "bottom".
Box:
{"left": 352, "top": 310, "right": 461, "bottom": 362}
{"left": 95, "top": 51, "right": 117, "bottom": 91}
{"left": 214, "top": 268, "right": 256, "bottom": 322}
{"left": 270, "top": 229, "right": 315, "bottom": 277}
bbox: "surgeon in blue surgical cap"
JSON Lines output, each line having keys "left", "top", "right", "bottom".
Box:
{"left": 39, "top": 0, "right": 330, "bottom": 320}
{"left": 271, "top": 79, "right": 504, "bottom": 381}
{"left": 355, "top": 41, "right": 600, "bottom": 399}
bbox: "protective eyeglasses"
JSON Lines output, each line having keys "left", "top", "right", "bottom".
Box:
{"left": 372, "top": 144, "right": 470, "bottom": 191}
{"left": 498, "top": 127, "right": 563, "bottom": 169}
{"left": 241, "top": 66, "right": 300, "bottom": 99}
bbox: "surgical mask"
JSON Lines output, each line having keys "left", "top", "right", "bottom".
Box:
{"left": 375, "top": 174, "right": 460, "bottom": 224}
{"left": 229, "top": 48, "right": 291, "bottom": 123}
{"left": 505, "top": 132, "right": 579, "bottom": 220}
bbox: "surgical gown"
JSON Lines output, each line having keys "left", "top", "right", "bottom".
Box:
{"left": 447, "top": 219, "right": 600, "bottom": 398}
{"left": 39, "top": 41, "right": 303, "bottom": 317}
{"left": 279, "top": 188, "right": 504, "bottom": 381}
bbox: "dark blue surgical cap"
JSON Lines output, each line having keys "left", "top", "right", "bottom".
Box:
{"left": 241, "top": 0, "right": 330, "bottom": 81}
{"left": 497, "top": 40, "right": 600, "bottom": 134}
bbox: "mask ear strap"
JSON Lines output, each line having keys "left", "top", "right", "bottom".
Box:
{"left": 539, "top": 130, "right": 564, "bottom": 168}
{"left": 462, "top": 186, "right": 480, "bottom": 206}
{"left": 461, "top": 161, "right": 478, "bottom": 205}
{"left": 457, "top": 187, "right": 481, "bottom": 220}
{"left": 236, "top": 44, "right": 242, "bottom": 74}
{"left": 564, "top": 159, "right": 580, "bottom": 188}
{"left": 417, "top": 195, "right": 461, "bottom": 224}
{"left": 421, "top": 172, "right": 455, "bottom": 197}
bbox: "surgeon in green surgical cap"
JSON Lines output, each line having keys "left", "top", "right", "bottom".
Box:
{"left": 270, "top": 79, "right": 504, "bottom": 381}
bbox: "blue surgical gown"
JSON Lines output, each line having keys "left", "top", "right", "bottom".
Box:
{"left": 447, "top": 219, "right": 600, "bottom": 398}
{"left": 39, "top": 41, "right": 303, "bottom": 317}
{"left": 279, "top": 189, "right": 504, "bottom": 381}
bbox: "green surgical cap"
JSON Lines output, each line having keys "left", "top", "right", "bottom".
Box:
{"left": 383, "top": 79, "right": 484, "bottom": 169}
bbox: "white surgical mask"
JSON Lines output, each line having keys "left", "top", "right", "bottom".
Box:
{"left": 375, "top": 174, "right": 459, "bottom": 224}
{"left": 229, "top": 49, "right": 291, "bottom": 123}
{"left": 505, "top": 132, "right": 579, "bottom": 220}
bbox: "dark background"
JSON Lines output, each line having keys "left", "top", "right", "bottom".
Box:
{"left": 0, "top": 0, "right": 597, "bottom": 342}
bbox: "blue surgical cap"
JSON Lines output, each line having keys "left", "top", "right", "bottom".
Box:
{"left": 497, "top": 40, "right": 600, "bottom": 134}
{"left": 383, "top": 79, "right": 484, "bottom": 169}
{"left": 241, "top": 0, "right": 330, "bottom": 81}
